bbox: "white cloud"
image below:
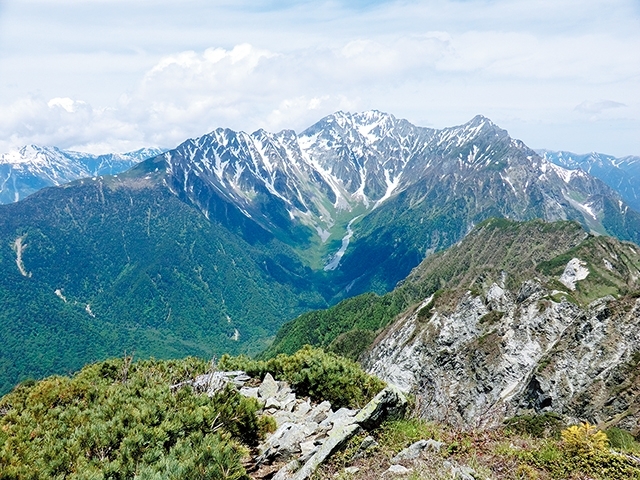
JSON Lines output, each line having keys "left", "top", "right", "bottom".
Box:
{"left": 575, "top": 100, "right": 627, "bottom": 115}
{"left": 0, "top": 0, "right": 639, "bottom": 155}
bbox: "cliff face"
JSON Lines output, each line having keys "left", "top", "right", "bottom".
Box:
{"left": 362, "top": 228, "right": 640, "bottom": 432}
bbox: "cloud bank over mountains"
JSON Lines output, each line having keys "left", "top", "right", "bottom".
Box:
{"left": 0, "top": 0, "right": 638, "bottom": 155}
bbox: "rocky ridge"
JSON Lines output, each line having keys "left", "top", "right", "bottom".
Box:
{"left": 180, "top": 370, "right": 408, "bottom": 480}
{"left": 184, "top": 370, "right": 492, "bottom": 479}
{"left": 540, "top": 149, "right": 640, "bottom": 211}
{"left": 362, "top": 242, "right": 640, "bottom": 432}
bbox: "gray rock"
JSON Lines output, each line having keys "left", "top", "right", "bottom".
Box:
{"left": 273, "top": 410, "right": 299, "bottom": 427}
{"left": 452, "top": 465, "right": 476, "bottom": 480}
{"left": 239, "top": 386, "right": 260, "bottom": 398}
{"left": 299, "top": 440, "right": 318, "bottom": 458}
{"left": 384, "top": 464, "right": 413, "bottom": 476}
{"left": 322, "top": 407, "right": 357, "bottom": 430}
{"left": 391, "top": 439, "right": 444, "bottom": 462}
{"left": 442, "top": 462, "right": 477, "bottom": 480}
{"left": 290, "top": 423, "right": 361, "bottom": 480}
{"left": 344, "top": 466, "right": 360, "bottom": 474}
{"left": 294, "top": 400, "right": 312, "bottom": 416}
{"left": 359, "top": 435, "right": 378, "bottom": 451}
{"left": 256, "top": 422, "right": 307, "bottom": 464}
{"left": 302, "top": 421, "right": 319, "bottom": 436}
{"left": 351, "top": 435, "right": 378, "bottom": 460}
{"left": 352, "top": 385, "right": 407, "bottom": 430}
{"left": 272, "top": 459, "right": 301, "bottom": 480}
{"left": 259, "top": 373, "right": 279, "bottom": 399}
{"left": 286, "top": 384, "right": 408, "bottom": 479}
{"left": 276, "top": 385, "right": 294, "bottom": 401}
{"left": 265, "top": 397, "right": 282, "bottom": 409}
{"left": 178, "top": 370, "right": 251, "bottom": 396}
{"left": 309, "top": 400, "right": 332, "bottom": 423}
{"left": 281, "top": 393, "right": 297, "bottom": 411}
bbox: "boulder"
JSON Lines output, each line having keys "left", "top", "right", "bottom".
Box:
{"left": 391, "top": 439, "right": 444, "bottom": 462}
{"left": 352, "top": 385, "right": 407, "bottom": 430}
{"left": 259, "top": 373, "right": 279, "bottom": 399}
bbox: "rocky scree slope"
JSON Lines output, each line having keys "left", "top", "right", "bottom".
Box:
{"left": 0, "top": 145, "right": 164, "bottom": 204}
{"left": 360, "top": 220, "right": 640, "bottom": 431}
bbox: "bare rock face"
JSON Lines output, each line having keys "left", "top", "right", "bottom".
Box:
{"left": 363, "top": 281, "right": 640, "bottom": 432}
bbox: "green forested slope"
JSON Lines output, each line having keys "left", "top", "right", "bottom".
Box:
{"left": 0, "top": 177, "right": 327, "bottom": 394}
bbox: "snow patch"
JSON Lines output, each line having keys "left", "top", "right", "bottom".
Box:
{"left": 559, "top": 258, "right": 589, "bottom": 291}
{"left": 324, "top": 216, "right": 360, "bottom": 271}
{"left": 546, "top": 162, "right": 575, "bottom": 183}
{"left": 373, "top": 169, "right": 401, "bottom": 209}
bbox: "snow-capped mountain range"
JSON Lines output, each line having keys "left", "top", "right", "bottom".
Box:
{"left": 539, "top": 149, "right": 640, "bottom": 211}
{"left": 0, "top": 145, "right": 164, "bottom": 203}
{"left": 161, "top": 111, "right": 635, "bottom": 253}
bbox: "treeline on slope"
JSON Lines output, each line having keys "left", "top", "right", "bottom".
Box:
{"left": 264, "top": 218, "right": 640, "bottom": 361}
{"left": 0, "top": 179, "right": 328, "bottom": 395}
{"left": 0, "top": 348, "right": 383, "bottom": 479}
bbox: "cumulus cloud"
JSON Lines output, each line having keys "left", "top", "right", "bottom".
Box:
{"left": 0, "top": 0, "right": 639, "bottom": 155}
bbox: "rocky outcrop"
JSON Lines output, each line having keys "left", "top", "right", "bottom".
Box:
{"left": 185, "top": 371, "right": 407, "bottom": 479}
{"left": 363, "top": 279, "right": 640, "bottom": 432}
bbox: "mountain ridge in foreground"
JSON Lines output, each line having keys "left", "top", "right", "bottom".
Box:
{"left": 1, "top": 111, "right": 640, "bottom": 394}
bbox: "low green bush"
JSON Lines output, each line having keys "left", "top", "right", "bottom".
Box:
{"left": 606, "top": 427, "right": 640, "bottom": 453}
{"left": 0, "top": 357, "right": 258, "bottom": 480}
{"left": 504, "top": 412, "right": 565, "bottom": 439}
{"left": 218, "top": 346, "right": 385, "bottom": 409}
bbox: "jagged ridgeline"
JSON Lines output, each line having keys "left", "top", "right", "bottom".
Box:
{"left": 2, "top": 111, "right": 640, "bottom": 395}
{"left": 0, "top": 146, "right": 165, "bottom": 204}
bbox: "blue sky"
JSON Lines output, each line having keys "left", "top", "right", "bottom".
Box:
{"left": 0, "top": 0, "right": 639, "bottom": 156}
